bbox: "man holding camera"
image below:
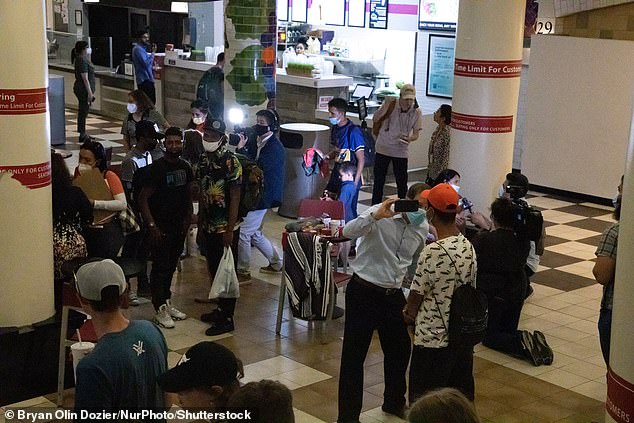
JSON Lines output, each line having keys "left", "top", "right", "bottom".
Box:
{"left": 337, "top": 184, "right": 429, "bottom": 423}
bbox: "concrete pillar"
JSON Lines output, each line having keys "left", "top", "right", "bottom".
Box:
{"left": 224, "top": 0, "right": 277, "bottom": 127}
{"left": 449, "top": 0, "right": 526, "bottom": 209}
{"left": 605, "top": 123, "right": 634, "bottom": 422}
{"left": 0, "top": 0, "right": 55, "bottom": 327}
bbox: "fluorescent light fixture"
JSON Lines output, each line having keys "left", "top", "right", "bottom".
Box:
{"left": 83, "top": 0, "right": 100, "bottom": 3}
{"left": 171, "top": 2, "right": 189, "bottom": 13}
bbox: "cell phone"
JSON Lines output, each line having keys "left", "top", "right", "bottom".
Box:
{"left": 394, "top": 199, "right": 419, "bottom": 212}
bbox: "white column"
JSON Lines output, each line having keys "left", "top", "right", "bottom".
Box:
{"left": 0, "top": 0, "right": 54, "bottom": 326}
{"left": 449, "top": 0, "right": 526, "bottom": 209}
{"left": 605, "top": 119, "right": 634, "bottom": 423}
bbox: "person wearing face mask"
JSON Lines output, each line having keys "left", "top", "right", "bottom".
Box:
{"left": 371, "top": 84, "right": 423, "bottom": 205}
{"left": 234, "top": 109, "right": 285, "bottom": 282}
{"left": 325, "top": 98, "right": 365, "bottom": 211}
{"left": 72, "top": 40, "right": 96, "bottom": 140}
{"left": 426, "top": 104, "right": 452, "bottom": 185}
{"left": 132, "top": 30, "right": 157, "bottom": 104}
{"left": 73, "top": 140, "right": 127, "bottom": 259}
{"left": 337, "top": 183, "right": 429, "bottom": 423}
{"left": 121, "top": 89, "right": 169, "bottom": 151}
{"left": 403, "top": 183, "right": 477, "bottom": 403}
{"left": 137, "top": 127, "right": 193, "bottom": 329}
{"left": 195, "top": 118, "right": 243, "bottom": 336}
{"left": 182, "top": 100, "right": 208, "bottom": 170}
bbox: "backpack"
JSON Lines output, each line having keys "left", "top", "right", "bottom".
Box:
{"left": 432, "top": 242, "right": 488, "bottom": 347}
{"left": 235, "top": 153, "right": 264, "bottom": 218}
{"left": 360, "top": 120, "right": 375, "bottom": 168}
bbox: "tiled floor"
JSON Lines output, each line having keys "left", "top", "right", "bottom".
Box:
{"left": 21, "top": 110, "right": 614, "bottom": 422}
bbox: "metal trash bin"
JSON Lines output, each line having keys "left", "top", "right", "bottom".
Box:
{"left": 48, "top": 75, "right": 66, "bottom": 146}
{"left": 278, "top": 123, "right": 331, "bottom": 218}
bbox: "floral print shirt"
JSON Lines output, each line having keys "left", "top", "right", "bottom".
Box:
{"left": 195, "top": 147, "right": 242, "bottom": 234}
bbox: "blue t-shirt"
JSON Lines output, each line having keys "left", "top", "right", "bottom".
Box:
{"left": 332, "top": 120, "right": 364, "bottom": 166}
{"left": 339, "top": 181, "right": 359, "bottom": 222}
{"left": 74, "top": 320, "right": 167, "bottom": 420}
{"left": 132, "top": 43, "right": 154, "bottom": 85}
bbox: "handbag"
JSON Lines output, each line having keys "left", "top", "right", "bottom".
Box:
{"left": 53, "top": 221, "right": 87, "bottom": 279}
{"left": 119, "top": 204, "right": 141, "bottom": 235}
{"left": 372, "top": 99, "right": 397, "bottom": 138}
{"left": 208, "top": 247, "right": 240, "bottom": 299}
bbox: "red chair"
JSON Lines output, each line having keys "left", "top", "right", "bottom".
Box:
{"left": 276, "top": 199, "right": 352, "bottom": 337}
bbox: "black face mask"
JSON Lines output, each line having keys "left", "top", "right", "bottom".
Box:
{"left": 254, "top": 124, "right": 269, "bottom": 136}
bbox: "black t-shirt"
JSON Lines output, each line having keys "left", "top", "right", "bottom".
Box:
{"left": 145, "top": 158, "right": 193, "bottom": 229}
{"left": 472, "top": 229, "right": 531, "bottom": 302}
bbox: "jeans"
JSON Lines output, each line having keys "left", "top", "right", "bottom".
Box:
{"left": 371, "top": 153, "right": 408, "bottom": 205}
{"left": 598, "top": 307, "right": 612, "bottom": 366}
{"left": 138, "top": 80, "right": 156, "bottom": 104}
{"left": 483, "top": 296, "right": 525, "bottom": 357}
{"left": 202, "top": 229, "right": 240, "bottom": 316}
{"left": 149, "top": 228, "right": 186, "bottom": 310}
{"left": 409, "top": 343, "right": 474, "bottom": 403}
{"left": 237, "top": 209, "right": 282, "bottom": 273}
{"left": 73, "top": 86, "right": 90, "bottom": 136}
{"left": 337, "top": 276, "right": 411, "bottom": 423}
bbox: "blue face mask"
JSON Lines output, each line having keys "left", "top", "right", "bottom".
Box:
{"left": 329, "top": 117, "right": 340, "bottom": 125}
{"left": 406, "top": 209, "right": 427, "bottom": 226}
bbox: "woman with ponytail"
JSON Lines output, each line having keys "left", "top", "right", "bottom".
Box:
{"left": 72, "top": 40, "right": 95, "bottom": 140}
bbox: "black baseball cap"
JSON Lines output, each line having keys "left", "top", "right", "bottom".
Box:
{"left": 203, "top": 117, "right": 226, "bottom": 135}
{"left": 136, "top": 120, "right": 165, "bottom": 140}
{"left": 157, "top": 342, "right": 239, "bottom": 392}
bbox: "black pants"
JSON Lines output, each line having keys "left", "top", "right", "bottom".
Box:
{"left": 483, "top": 296, "right": 524, "bottom": 357}
{"left": 409, "top": 343, "right": 474, "bottom": 404}
{"left": 73, "top": 86, "right": 90, "bottom": 136}
{"left": 371, "top": 153, "right": 408, "bottom": 205}
{"left": 83, "top": 221, "right": 124, "bottom": 259}
{"left": 149, "top": 228, "right": 187, "bottom": 310}
{"left": 121, "top": 229, "right": 148, "bottom": 283}
{"left": 138, "top": 79, "right": 156, "bottom": 105}
{"left": 326, "top": 162, "right": 343, "bottom": 194}
{"left": 338, "top": 275, "right": 411, "bottom": 423}
{"left": 202, "top": 228, "right": 240, "bottom": 316}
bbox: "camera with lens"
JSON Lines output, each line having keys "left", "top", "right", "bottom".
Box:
{"left": 506, "top": 185, "right": 543, "bottom": 242}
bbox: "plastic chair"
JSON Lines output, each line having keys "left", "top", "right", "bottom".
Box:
{"left": 57, "top": 282, "right": 97, "bottom": 406}
{"left": 275, "top": 199, "right": 352, "bottom": 338}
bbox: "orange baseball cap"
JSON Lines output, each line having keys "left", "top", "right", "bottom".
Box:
{"left": 421, "top": 183, "right": 459, "bottom": 213}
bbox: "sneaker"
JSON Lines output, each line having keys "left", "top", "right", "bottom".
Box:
{"left": 128, "top": 293, "right": 140, "bottom": 307}
{"left": 259, "top": 265, "right": 282, "bottom": 274}
{"left": 166, "top": 299, "right": 187, "bottom": 320}
{"left": 533, "top": 330, "right": 554, "bottom": 365}
{"left": 237, "top": 271, "right": 252, "bottom": 285}
{"left": 381, "top": 404, "right": 407, "bottom": 419}
{"left": 154, "top": 304, "right": 175, "bottom": 329}
{"left": 201, "top": 308, "right": 222, "bottom": 323}
{"left": 520, "top": 330, "right": 541, "bottom": 366}
{"left": 205, "top": 317, "right": 235, "bottom": 336}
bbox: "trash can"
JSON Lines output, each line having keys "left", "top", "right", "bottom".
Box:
{"left": 48, "top": 75, "right": 66, "bottom": 146}
{"left": 278, "top": 123, "right": 331, "bottom": 218}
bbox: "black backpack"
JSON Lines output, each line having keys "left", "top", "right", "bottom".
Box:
{"left": 234, "top": 153, "right": 264, "bottom": 218}
{"left": 432, "top": 243, "right": 488, "bottom": 347}
{"left": 360, "top": 120, "right": 376, "bottom": 168}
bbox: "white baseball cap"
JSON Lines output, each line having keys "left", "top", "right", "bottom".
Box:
{"left": 75, "top": 259, "right": 126, "bottom": 301}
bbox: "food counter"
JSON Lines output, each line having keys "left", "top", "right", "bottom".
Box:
{"left": 49, "top": 63, "right": 135, "bottom": 121}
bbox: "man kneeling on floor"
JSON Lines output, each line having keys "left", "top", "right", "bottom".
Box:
{"left": 337, "top": 183, "right": 430, "bottom": 423}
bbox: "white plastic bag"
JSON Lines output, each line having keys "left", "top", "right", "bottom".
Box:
{"left": 208, "top": 247, "right": 240, "bottom": 299}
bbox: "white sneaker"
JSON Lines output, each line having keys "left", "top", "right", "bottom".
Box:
{"left": 128, "top": 293, "right": 140, "bottom": 306}
{"left": 154, "top": 304, "right": 175, "bottom": 329}
{"left": 166, "top": 299, "right": 187, "bottom": 320}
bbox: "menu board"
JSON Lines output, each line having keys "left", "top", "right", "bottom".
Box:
{"left": 348, "top": 0, "right": 366, "bottom": 27}
{"left": 419, "top": 0, "right": 458, "bottom": 31}
{"left": 326, "top": 0, "right": 346, "bottom": 26}
{"left": 426, "top": 34, "right": 455, "bottom": 98}
{"left": 291, "top": 0, "right": 307, "bottom": 23}
{"left": 369, "top": 0, "right": 388, "bottom": 29}
{"left": 277, "top": 0, "right": 289, "bottom": 21}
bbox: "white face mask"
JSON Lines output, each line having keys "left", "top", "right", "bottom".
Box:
{"left": 86, "top": 47, "right": 92, "bottom": 56}
{"left": 192, "top": 116, "right": 205, "bottom": 125}
{"left": 127, "top": 103, "right": 138, "bottom": 113}
{"left": 78, "top": 163, "right": 93, "bottom": 174}
{"left": 450, "top": 183, "right": 460, "bottom": 193}
{"left": 202, "top": 140, "right": 221, "bottom": 153}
